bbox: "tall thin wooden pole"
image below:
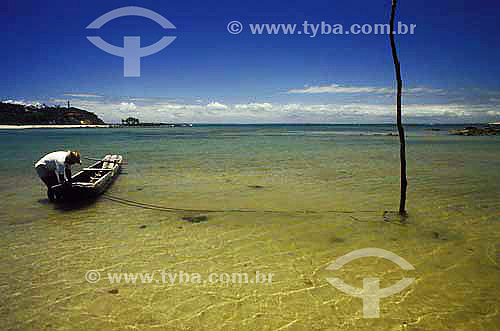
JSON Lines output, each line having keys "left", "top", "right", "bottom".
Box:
{"left": 389, "top": 0, "right": 408, "bottom": 215}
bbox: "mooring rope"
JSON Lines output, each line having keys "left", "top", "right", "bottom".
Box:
{"left": 102, "top": 193, "right": 380, "bottom": 215}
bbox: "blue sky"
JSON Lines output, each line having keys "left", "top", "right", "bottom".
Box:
{"left": 2, "top": 0, "right": 500, "bottom": 123}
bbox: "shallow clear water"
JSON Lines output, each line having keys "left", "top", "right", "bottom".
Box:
{"left": 0, "top": 125, "right": 499, "bottom": 330}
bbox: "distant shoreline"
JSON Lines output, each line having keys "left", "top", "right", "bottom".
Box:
{"left": 0, "top": 124, "right": 111, "bottom": 129}
{"left": 1, "top": 123, "right": 498, "bottom": 130}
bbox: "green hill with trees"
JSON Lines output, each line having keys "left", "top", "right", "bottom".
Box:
{"left": 0, "top": 102, "right": 105, "bottom": 125}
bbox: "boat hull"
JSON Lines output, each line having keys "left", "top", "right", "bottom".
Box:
{"left": 51, "top": 155, "right": 122, "bottom": 201}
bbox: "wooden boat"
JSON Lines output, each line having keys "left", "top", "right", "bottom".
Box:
{"left": 51, "top": 154, "right": 123, "bottom": 201}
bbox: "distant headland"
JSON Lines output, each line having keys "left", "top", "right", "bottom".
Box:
{"left": 0, "top": 101, "right": 105, "bottom": 126}
{"left": 0, "top": 102, "right": 194, "bottom": 129}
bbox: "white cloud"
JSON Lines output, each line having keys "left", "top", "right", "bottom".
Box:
{"left": 287, "top": 84, "right": 446, "bottom": 96}
{"left": 118, "top": 102, "right": 137, "bottom": 112}
{"left": 288, "top": 84, "right": 392, "bottom": 94}
{"left": 2, "top": 100, "right": 28, "bottom": 105}
{"left": 406, "top": 87, "right": 446, "bottom": 95}
{"left": 1, "top": 100, "right": 43, "bottom": 108}
{"left": 206, "top": 102, "right": 228, "bottom": 110}
{"left": 234, "top": 103, "right": 273, "bottom": 111}
{"left": 207, "top": 101, "right": 228, "bottom": 110}
{"left": 41, "top": 96, "right": 500, "bottom": 124}
{"left": 63, "top": 93, "right": 103, "bottom": 98}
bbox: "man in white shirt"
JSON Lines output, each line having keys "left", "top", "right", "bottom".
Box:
{"left": 35, "top": 151, "right": 81, "bottom": 200}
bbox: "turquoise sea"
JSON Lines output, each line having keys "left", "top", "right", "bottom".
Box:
{"left": 0, "top": 124, "right": 499, "bottom": 330}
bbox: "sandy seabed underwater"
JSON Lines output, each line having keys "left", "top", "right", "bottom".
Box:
{"left": 0, "top": 125, "right": 498, "bottom": 330}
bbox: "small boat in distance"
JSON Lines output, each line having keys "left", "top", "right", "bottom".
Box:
{"left": 51, "top": 154, "right": 123, "bottom": 201}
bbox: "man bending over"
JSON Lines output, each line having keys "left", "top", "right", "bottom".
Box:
{"left": 35, "top": 151, "right": 81, "bottom": 201}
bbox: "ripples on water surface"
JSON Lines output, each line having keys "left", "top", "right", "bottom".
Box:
{"left": 0, "top": 125, "right": 498, "bottom": 330}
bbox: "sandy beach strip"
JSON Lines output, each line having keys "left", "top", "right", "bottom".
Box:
{"left": 0, "top": 124, "right": 111, "bottom": 129}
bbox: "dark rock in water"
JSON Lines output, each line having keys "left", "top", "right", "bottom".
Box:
{"left": 431, "top": 231, "right": 447, "bottom": 240}
{"left": 449, "top": 125, "right": 500, "bottom": 136}
{"left": 108, "top": 288, "right": 119, "bottom": 294}
{"left": 248, "top": 185, "right": 265, "bottom": 189}
{"left": 182, "top": 215, "right": 208, "bottom": 223}
{"left": 330, "top": 236, "right": 345, "bottom": 243}
{"left": 303, "top": 278, "right": 314, "bottom": 286}
{"left": 139, "top": 225, "right": 147, "bottom": 229}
